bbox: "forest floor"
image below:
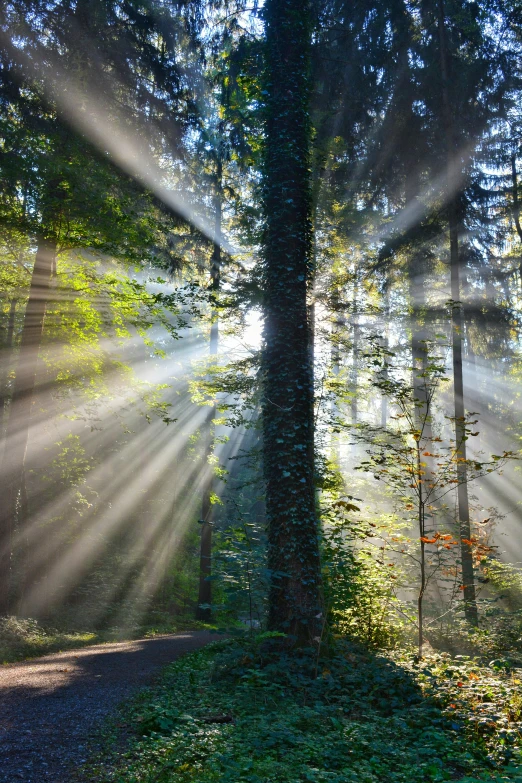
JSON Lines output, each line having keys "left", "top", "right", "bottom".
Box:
{"left": 92, "top": 638, "right": 522, "bottom": 783}
{"left": 0, "top": 631, "right": 218, "bottom": 783}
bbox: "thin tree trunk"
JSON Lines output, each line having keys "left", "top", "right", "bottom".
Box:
{"left": 437, "top": 0, "right": 478, "bottom": 625}
{"left": 405, "top": 165, "right": 430, "bottom": 435}
{"left": 380, "top": 293, "right": 389, "bottom": 429}
{"left": 196, "top": 157, "right": 222, "bottom": 622}
{"left": 351, "top": 278, "right": 359, "bottom": 428}
{"left": 418, "top": 439, "right": 426, "bottom": 657}
{"left": 0, "top": 298, "right": 17, "bottom": 433}
{"left": 463, "top": 318, "right": 479, "bottom": 436}
{"left": 0, "top": 238, "right": 56, "bottom": 616}
{"left": 263, "top": 0, "right": 322, "bottom": 643}
{"left": 407, "top": 205, "right": 430, "bottom": 650}
{"left": 330, "top": 299, "right": 343, "bottom": 465}
{"left": 511, "top": 154, "right": 522, "bottom": 294}
{"left": 409, "top": 257, "right": 433, "bottom": 435}
{"left": 511, "top": 153, "right": 522, "bottom": 246}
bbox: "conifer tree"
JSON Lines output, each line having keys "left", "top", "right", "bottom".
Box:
{"left": 0, "top": 0, "right": 202, "bottom": 614}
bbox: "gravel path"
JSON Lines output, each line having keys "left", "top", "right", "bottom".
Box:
{"left": 0, "top": 631, "right": 217, "bottom": 782}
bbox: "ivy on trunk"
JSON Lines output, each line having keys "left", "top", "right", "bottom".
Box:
{"left": 261, "top": 0, "right": 322, "bottom": 644}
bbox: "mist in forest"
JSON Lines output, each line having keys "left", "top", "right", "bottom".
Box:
{"left": 0, "top": 0, "right": 521, "bottom": 645}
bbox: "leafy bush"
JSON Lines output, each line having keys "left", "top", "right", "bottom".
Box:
{"left": 0, "top": 614, "right": 98, "bottom": 662}
{"left": 0, "top": 615, "right": 46, "bottom": 646}
{"left": 483, "top": 561, "right": 522, "bottom": 611}
{"left": 321, "top": 502, "right": 410, "bottom": 650}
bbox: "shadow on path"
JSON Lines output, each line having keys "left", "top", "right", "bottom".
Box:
{"left": 0, "top": 631, "right": 217, "bottom": 782}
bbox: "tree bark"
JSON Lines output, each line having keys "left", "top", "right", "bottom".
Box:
{"left": 380, "top": 292, "right": 389, "bottom": 430}
{"left": 511, "top": 153, "right": 522, "bottom": 294}
{"left": 330, "top": 294, "right": 343, "bottom": 466}
{"left": 196, "top": 157, "right": 222, "bottom": 622}
{"left": 0, "top": 298, "right": 17, "bottom": 434}
{"left": 511, "top": 153, "right": 522, "bottom": 246}
{"left": 0, "top": 238, "right": 56, "bottom": 616}
{"left": 437, "top": 0, "right": 478, "bottom": 625}
{"left": 408, "top": 252, "right": 432, "bottom": 436}
{"left": 351, "top": 278, "right": 359, "bottom": 430}
{"left": 262, "top": 0, "right": 322, "bottom": 643}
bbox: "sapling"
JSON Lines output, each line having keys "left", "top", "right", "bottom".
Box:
{"left": 353, "top": 337, "right": 515, "bottom": 656}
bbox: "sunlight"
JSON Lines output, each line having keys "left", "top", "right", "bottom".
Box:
{"left": 1, "top": 11, "right": 522, "bottom": 778}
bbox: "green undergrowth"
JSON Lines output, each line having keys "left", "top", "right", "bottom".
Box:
{"left": 0, "top": 615, "right": 213, "bottom": 664}
{"left": 0, "top": 616, "right": 100, "bottom": 663}
{"left": 89, "top": 637, "right": 522, "bottom": 783}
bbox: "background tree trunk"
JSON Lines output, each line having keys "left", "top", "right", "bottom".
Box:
{"left": 0, "top": 238, "right": 55, "bottom": 615}
{"left": 380, "top": 292, "right": 389, "bottom": 429}
{"left": 437, "top": 0, "right": 478, "bottom": 625}
{"left": 511, "top": 153, "right": 522, "bottom": 246}
{"left": 351, "top": 278, "right": 359, "bottom": 430}
{"left": 0, "top": 298, "right": 17, "bottom": 437}
{"left": 0, "top": 239, "right": 55, "bottom": 614}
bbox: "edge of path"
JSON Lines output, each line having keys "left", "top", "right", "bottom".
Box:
{"left": 0, "top": 630, "right": 225, "bottom": 783}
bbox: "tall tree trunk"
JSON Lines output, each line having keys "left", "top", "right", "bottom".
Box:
{"left": 510, "top": 153, "right": 522, "bottom": 294}
{"left": 196, "top": 158, "right": 222, "bottom": 623}
{"left": 408, "top": 252, "right": 432, "bottom": 436}
{"left": 351, "top": 277, "right": 359, "bottom": 429}
{"left": 463, "top": 315, "right": 479, "bottom": 437}
{"left": 262, "top": 0, "right": 322, "bottom": 643}
{"left": 330, "top": 297, "right": 343, "bottom": 466}
{"left": 380, "top": 292, "right": 389, "bottom": 429}
{"left": 511, "top": 153, "right": 522, "bottom": 247}
{"left": 0, "top": 238, "right": 56, "bottom": 616}
{"left": 437, "top": 0, "right": 478, "bottom": 625}
{"left": 0, "top": 298, "right": 17, "bottom": 434}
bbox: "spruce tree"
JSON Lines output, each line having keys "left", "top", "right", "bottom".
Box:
{"left": 0, "top": 0, "right": 202, "bottom": 614}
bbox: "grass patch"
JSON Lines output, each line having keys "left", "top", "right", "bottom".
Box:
{"left": 0, "top": 615, "right": 212, "bottom": 664}
{"left": 0, "top": 616, "right": 100, "bottom": 663}
{"left": 88, "top": 637, "right": 522, "bottom": 783}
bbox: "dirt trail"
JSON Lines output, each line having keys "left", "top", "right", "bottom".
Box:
{"left": 0, "top": 631, "right": 217, "bottom": 782}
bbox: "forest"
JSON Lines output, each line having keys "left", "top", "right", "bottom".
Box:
{"left": 1, "top": 0, "right": 522, "bottom": 781}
